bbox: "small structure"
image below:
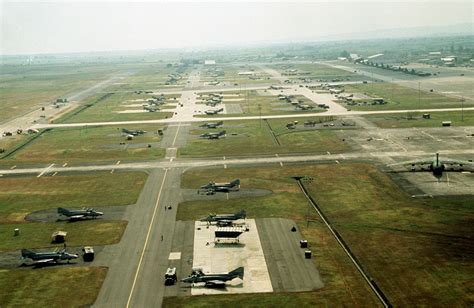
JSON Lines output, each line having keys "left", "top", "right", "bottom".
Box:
{"left": 215, "top": 226, "right": 248, "bottom": 243}
{"left": 82, "top": 246, "right": 95, "bottom": 262}
{"left": 14, "top": 228, "right": 20, "bottom": 236}
{"left": 51, "top": 231, "right": 67, "bottom": 243}
{"left": 305, "top": 250, "right": 312, "bottom": 259}
{"left": 422, "top": 113, "right": 431, "bottom": 119}
{"left": 442, "top": 121, "right": 452, "bottom": 127}
{"left": 300, "top": 240, "right": 308, "bottom": 248}
{"left": 164, "top": 267, "right": 177, "bottom": 285}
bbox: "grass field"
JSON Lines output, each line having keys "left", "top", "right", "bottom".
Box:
{"left": 171, "top": 163, "right": 474, "bottom": 306}
{"left": 178, "top": 119, "right": 349, "bottom": 157}
{"left": 0, "top": 171, "right": 146, "bottom": 223}
{"left": 343, "top": 82, "right": 468, "bottom": 111}
{"left": 364, "top": 110, "right": 474, "bottom": 128}
{"left": 0, "top": 220, "right": 127, "bottom": 251}
{"left": 55, "top": 92, "right": 174, "bottom": 123}
{"left": 0, "top": 267, "right": 107, "bottom": 307}
{"left": 0, "top": 63, "right": 120, "bottom": 123}
{"left": 8, "top": 125, "right": 166, "bottom": 164}
{"left": 270, "top": 63, "right": 359, "bottom": 81}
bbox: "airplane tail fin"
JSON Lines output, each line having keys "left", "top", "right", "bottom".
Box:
{"left": 57, "top": 208, "right": 68, "bottom": 215}
{"left": 217, "top": 121, "right": 223, "bottom": 125}
{"left": 230, "top": 266, "right": 244, "bottom": 279}
{"left": 231, "top": 179, "right": 240, "bottom": 186}
{"left": 436, "top": 153, "right": 439, "bottom": 166}
{"left": 221, "top": 130, "right": 226, "bottom": 135}
{"left": 239, "top": 210, "right": 247, "bottom": 219}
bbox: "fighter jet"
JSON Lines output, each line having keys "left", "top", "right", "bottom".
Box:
{"left": 122, "top": 128, "right": 146, "bottom": 136}
{"left": 144, "top": 106, "right": 159, "bottom": 112}
{"left": 205, "top": 108, "right": 224, "bottom": 115}
{"left": 200, "top": 121, "right": 224, "bottom": 129}
{"left": 200, "top": 130, "right": 226, "bottom": 140}
{"left": 21, "top": 248, "right": 78, "bottom": 264}
{"left": 304, "top": 120, "right": 318, "bottom": 127}
{"left": 58, "top": 207, "right": 104, "bottom": 220}
{"left": 200, "top": 210, "right": 246, "bottom": 224}
{"left": 200, "top": 179, "right": 240, "bottom": 192}
{"left": 390, "top": 153, "right": 473, "bottom": 180}
{"left": 181, "top": 267, "right": 244, "bottom": 288}
{"left": 296, "top": 104, "right": 314, "bottom": 110}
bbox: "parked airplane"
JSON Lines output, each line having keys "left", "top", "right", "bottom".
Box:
{"left": 200, "top": 179, "right": 240, "bottom": 192}
{"left": 144, "top": 106, "right": 159, "bottom": 112}
{"left": 296, "top": 104, "right": 314, "bottom": 110}
{"left": 200, "top": 130, "right": 226, "bottom": 139}
{"left": 58, "top": 207, "right": 104, "bottom": 220}
{"left": 21, "top": 248, "right": 78, "bottom": 264}
{"left": 181, "top": 267, "right": 244, "bottom": 288}
{"left": 200, "top": 121, "right": 224, "bottom": 129}
{"left": 390, "top": 153, "right": 473, "bottom": 180}
{"left": 200, "top": 210, "right": 246, "bottom": 224}
{"left": 205, "top": 108, "right": 224, "bottom": 115}
{"left": 122, "top": 128, "right": 146, "bottom": 136}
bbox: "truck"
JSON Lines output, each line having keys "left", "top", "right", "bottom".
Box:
{"left": 164, "top": 267, "right": 177, "bottom": 285}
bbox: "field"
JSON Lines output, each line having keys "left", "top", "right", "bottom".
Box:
{"left": 8, "top": 125, "right": 166, "bottom": 164}
{"left": 342, "top": 82, "right": 468, "bottom": 110}
{"left": 0, "top": 267, "right": 107, "bottom": 307}
{"left": 170, "top": 163, "right": 474, "bottom": 306}
{"left": 200, "top": 65, "right": 271, "bottom": 85}
{"left": 178, "top": 118, "right": 349, "bottom": 157}
{"left": 0, "top": 220, "right": 127, "bottom": 251}
{"left": 55, "top": 92, "right": 175, "bottom": 123}
{"left": 364, "top": 110, "right": 474, "bottom": 128}
{"left": 172, "top": 164, "right": 380, "bottom": 307}
{"left": 270, "top": 63, "right": 360, "bottom": 81}
{"left": 0, "top": 63, "right": 120, "bottom": 123}
{"left": 0, "top": 171, "right": 146, "bottom": 223}
{"left": 106, "top": 63, "right": 189, "bottom": 91}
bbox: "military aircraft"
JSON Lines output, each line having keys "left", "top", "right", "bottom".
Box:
{"left": 205, "top": 108, "right": 224, "bottom": 115}
{"left": 200, "top": 210, "right": 246, "bottom": 224}
{"left": 304, "top": 120, "right": 318, "bottom": 127}
{"left": 122, "top": 128, "right": 146, "bottom": 136}
{"left": 296, "top": 104, "right": 314, "bottom": 110}
{"left": 200, "top": 130, "right": 226, "bottom": 139}
{"left": 390, "top": 153, "right": 473, "bottom": 180}
{"left": 200, "top": 121, "right": 224, "bottom": 129}
{"left": 181, "top": 267, "right": 244, "bottom": 288}
{"left": 206, "top": 100, "right": 221, "bottom": 107}
{"left": 144, "top": 106, "right": 159, "bottom": 112}
{"left": 21, "top": 248, "right": 78, "bottom": 264}
{"left": 58, "top": 207, "right": 104, "bottom": 220}
{"left": 200, "top": 179, "right": 240, "bottom": 192}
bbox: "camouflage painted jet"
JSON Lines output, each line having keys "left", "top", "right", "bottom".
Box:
{"left": 200, "top": 210, "right": 246, "bottom": 224}
{"left": 58, "top": 207, "right": 104, "bottom": 220}
{"left": 200, "top": 179, "right": 240, "bottom": 192}
{"left": 200, "top": 121, "right": 224, "bottom": 129}
{"left": 21, "top": 248, "right": 78, "bottom": 264}
{"left": 181, "top": 267, "right": 244, "bottom": 288}
{"left": 205, "top": 108, "right": 224, "bottom": 115}
{"left": 122, "top": 128, "right": 146, "bottom": 136}
{"left": 200, "top": 130, "right": 226, "bottom": 139}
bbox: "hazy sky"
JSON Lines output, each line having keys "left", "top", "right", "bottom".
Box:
{"left": 1, "top": 1, "right": 472, "bottom": 55}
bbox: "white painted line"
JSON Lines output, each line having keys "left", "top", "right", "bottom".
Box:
{"left": 52, "top": 172, "right": 58, "bottom": 177}
{"left": 37, "top": 163, "right": 54, "bottom": 178}
{"left": 226, "top": 192, "right": 229, "bottom": 200}
{"left": 116, "top": 160, "right": 121, "bottom": 165}
{"left": 171, "top": 122, "right": 182, "bottom": 147}
{"left": 446, "top": 172, "right": 450, "bottom": 186}
{"left": 275, "top": 153, "right": 279, "bottom": 157}
{"left": 335, "top": 160, "right": 340, "bottom": 164}
{"left": 327, "top": 151, "right": 331, "bottom": 155}
{"left": 62, "top": 163, "right": 68, "bottom": 167}
{"left": 126, "top": 168, "right": 169, "bottom": 308}
{"left": 110, "top": 169, "right": 114, "bottom": 174}
{"left": 168, "top": 252, "right": 181, "bottom": 260}
{"left": 10, "top": 165, "right": 16, "bottom": 170}
{"left": 279, "top": 161, "right": 284, "bottom": 167}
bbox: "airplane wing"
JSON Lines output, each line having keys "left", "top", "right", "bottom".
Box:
{"left": 35, "top": 258, "right": 56, "bottom": 264}
{"left": 441, "top": 160, "right": 473, "bottom": 169}
{"left": 389, "top": 160, "right": 433, "bottom": 167}
{"left": 204, "top": 280, "right": 226, "bottom": 288}
{"left": 69, "top": 215, "right": 86, "bottom": 219}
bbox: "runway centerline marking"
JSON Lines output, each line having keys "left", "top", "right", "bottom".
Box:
{"left": 126, "top": 168, "right": 169, "bottom": 308}
{"left": 171, "top": 122, "right": 182, "bottom": 147}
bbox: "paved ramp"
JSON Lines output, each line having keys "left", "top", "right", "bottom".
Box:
{"left": 257, "top": 218, "right": 324, "bottom": 292}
